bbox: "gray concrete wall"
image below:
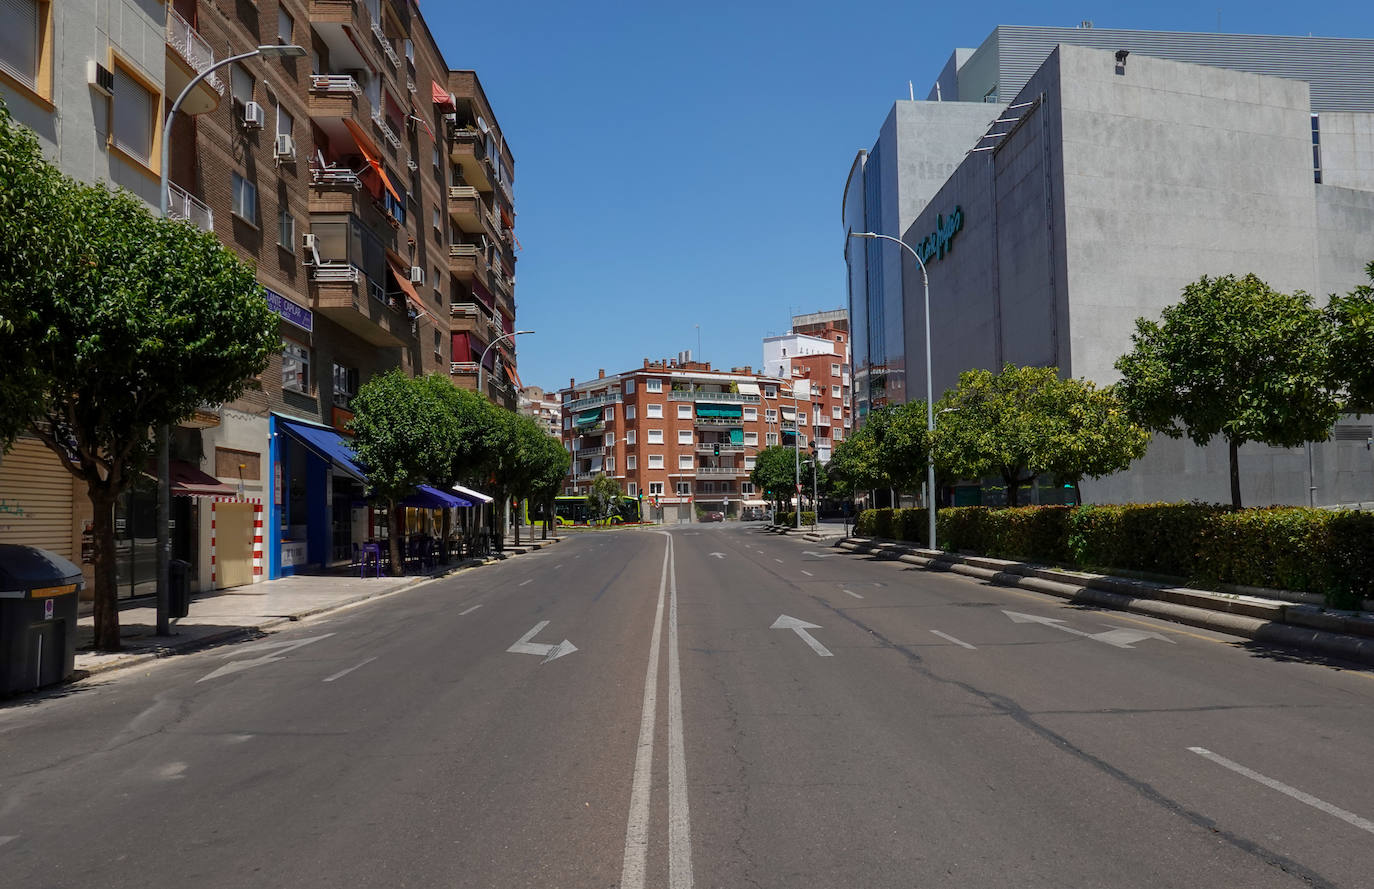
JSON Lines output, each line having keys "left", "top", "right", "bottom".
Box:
{"left": 1317, "top": 112, "right": 1374, "bottom": 192}
{"left": 1316, "top": 184, "right": 1374, "bottom": 300}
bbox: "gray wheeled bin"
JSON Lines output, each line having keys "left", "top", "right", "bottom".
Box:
{"left": 169, "top": 559, "right": 191, "bottom": 619}
{"left": 0, "top": 545, "right": 84, "bottom": 695}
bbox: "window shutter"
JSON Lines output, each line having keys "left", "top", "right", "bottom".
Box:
{"left": 112, "top": 66, "right": 154, "bottom": 162}
{"left": 0, "top": 0, "right": 40, "bottom": 89}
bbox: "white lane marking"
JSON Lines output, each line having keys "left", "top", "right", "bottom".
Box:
{"left": 459, "top": 604, "right": 483, "bottom": 615}
{"left": 774, "top": 558, "right": 784, "bottom": 564}
{"left": 1189, "top": 747, "right": 1374, "bottom": 835}
{"left": 771, "top": 615, "right": 833, "bottom": 657}
{"left": 619, "top": 534, "right": 670, "bottom": 889}
{"left": 519, "top": 579, "right": 534, "bottom": 587}
{"left": 666, "top": 533, "right": 694, "bottom": 889}
{"left": 930, "top": 630, "right": 977, "bottom": 650}
{"left": 709, "top": 552, "right": 726, "bottom": 559}
{"left": 506, "top": 622, "right": 578, "bottom": 662}
{"left": 842, "top": 589, "right": 864, "bottom": 599}
{"left": 554, "top": 564, "right": 564, "bottom": 570}
{"left": 198, "top": 634, "right": 334, "bottom": 682}
{"left": 322, "top": 656, "right": 379, "bottom": 683}
{"left": 159, "top": 762, "right": 188, "bottom": 780}
{"left": 1004, "top": 610, "right": 1172, "bottom": 649}
{"left": 800, "top": 569, "right": 813, "bottom": 577}
{"left": 0, "top": 836, "right": 17, "bottom": 848}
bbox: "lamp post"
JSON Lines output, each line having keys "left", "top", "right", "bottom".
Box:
{"left": 478, "top": 329, "right": 534, "bottom": 403}
{"left": 809, "top": 442, "right": 819, "bottom": 531}
{"left": 849, "top": 231, "right": 937, "bottom": 550}
{"left": 154, "top": 42, "right": 305, "bottom": 635}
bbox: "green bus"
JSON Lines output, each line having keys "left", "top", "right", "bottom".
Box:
{"left": 545, "top": 494, "right": 643, "bottom": 526}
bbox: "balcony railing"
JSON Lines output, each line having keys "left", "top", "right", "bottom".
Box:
{"left": 372, "top": 111, "right": 402, "bottom": 150}
{"left": 693, "top": 417, "right": 746, "bottom": 427}
{"left": 667, "top": 389, "right": 760, "bottom": 403}
{"left": 166, "top": 182, "right": 213, "bottom": 232}
{"left": 310, "top": 263, "right": 360, "bottom": 283}
{"left": 451, "top": 361, "right": 479, "bottom": 375}
{"left": 448, "top": 184, "right": 480, "bottom": 201}
{"left": 311, "top": 162, "right": 362, "bottom": 190}
{"left": 695, "top": 444, "right": 746, "bottom": 455}
{"left": 450, "top": 243, "right": 480, "bottom": 259}
{"left": 310, "top": 74, "right": 362, "bottom": 96}
{"left": 572, "top": 447, "right": 605, "bottom": 459}
{"left": 696, "top": 466, "right": 747, "bottom": 477}
{"left": 166, "top": 8, "right": 224, "bottom": 95}
{"left": 567, "top": 392, "right": 622, "bottom": 411}
{"left": 371, "top": 18, "right": 401, "bottom": 68}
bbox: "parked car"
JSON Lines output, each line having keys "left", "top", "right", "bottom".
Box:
{"left": 700, "top": 511, "right": 725, "bottom": 522}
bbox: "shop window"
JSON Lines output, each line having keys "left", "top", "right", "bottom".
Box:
{"left": 283, "top": 338, "right": 310, "bottom": 394}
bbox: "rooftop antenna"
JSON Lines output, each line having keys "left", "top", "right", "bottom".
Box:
{"left": 909, "top": 80, "right": 916, "bottom": 101}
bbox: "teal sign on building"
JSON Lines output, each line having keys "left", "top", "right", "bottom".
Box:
{"left": 915, "top": 205, "right": 964, "bottom": 264}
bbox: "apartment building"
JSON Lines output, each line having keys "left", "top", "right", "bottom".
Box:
{"left": 761, "top": 310, "right": 853, "bottom": 463}
{"left": 519, "top": 386, "right": 561, "bottom": 437}
{"left": 560, "top": 357, "right": 798, "bottom": 523}
{"left": 0, "top": 0, "right": 522, "bottom": 593}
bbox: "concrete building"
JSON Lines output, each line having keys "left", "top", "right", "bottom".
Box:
{"left": 519, "top": 386, "right": 562, "bottom": 437}
{"left": 560, "top": 358, "right": 799, "bottom": 523}
{"left": 761, "top": 310, "right": 853, "bottom": 462}
{"left": 843, "top": 26, "right": 1374, "bottom": 507}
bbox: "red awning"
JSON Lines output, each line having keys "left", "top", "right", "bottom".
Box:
{"left": 342, "top": 118, "right": 401, "bottom": 203}
{"left": 431, "top": 80, "right": 455, "bottom": 109}
{"left": 144, "top": 460, "right": 239, "bottom": 497}
{"left": 386, "top": 258, "right": 433, "bottom": 320}
{"left": 506, "top": 363, "right": 523, "bottom": 390}
{"left": 410, "top": 106, "right": 435, "bottom": 141}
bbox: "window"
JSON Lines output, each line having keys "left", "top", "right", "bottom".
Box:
{"left": 277, "top": 209, "right": 295, "bottom": 247}
{"left": 231, "top": 64, "right": 255, "bottom": 109}
{"left": 743, "top": 407, "right": 757, "bottom": 420}
{"left": 744, "top": 431, "right": 758, "bottom": 445}
{"left": 606, "top": 457, "right": 615, "bottom": 472}
{"left": 232, "top": 172, "right": 258, "bottom": 223}
{"left": 626, "top": 406, "right": 636, "bottom": 420}
{"left": 625, "top": 379, "right": 636, "bottom": 395}
{"left": 832, "top": 363, "right": 841, "bottom": 377}
{"left": 744, "top": 457, "right": 756, "bottom": 470}
{"left": 645, "top": 378, "right": 662, "bottom": 393}
{"left": 646, "top": 403, "right": 663, "bottom": 419}
{"left": 434, "top": 329, "right": 442, "bottom": 357}
{"left": 799, "top": 413, "right": 808, "bottom": 425}
{"left": 627, "top": 482, "right": 637, "bottom": 496}
{"left": 283, "top": 339, "right": 310, "bottom": 393}
{"left": 278, "top": 7, "right": 294, "bottom": 43}
{"left": 605, "top": 433, "right": 615, "bottom": 446}
{"left": 765, "top": 409, "right": 777, "bottom": 423}
{"left": 699, "top": 481, "right": 713, "bottom": 494}
{"left": 648, "top": 454, "right": 664, "bottom": 469}
{"left": 676, "top": 482, "right": 690, "bottom": 495}
{"left": 766, "top": 433, "right": 778, "bottom": 446}
{"left": 832, "top": 385, "right": 841, "bottom": 398}
{"left": 276, "top": 103, "right": 294, "bottom": 138}
{"left": 433, "top": 208, "right": 441, "bottom": 232}
{"left": 433, "top": 142, "right": 441, "bottom": 169}
{"left": 833, "top": 429, "right": 843, "bottom": 442}
{"left": 332, "top": 364, "right": 359, "bottom": 408}
{"left": 833, "top": 405, "right": 842, "bottom": 418}
{"left": 764, "top": 386, "right": 777, "bottom": 399}
{"left": 0, "top": 0, "right": 46, "bottom": 94}
{"left": 647, "top": 429, "right": 664, "bottom": 444}
{"left": 678, "top": 454, "right": 694, "bottom": 469}
{"left": 111, "top": 64, "right": 156, "bottom": 164}
{"left": 1312, "top": 114, "right": 1323, "bottom": 184}
{"left": 562, "top": 417, "right": 571, "bottom": 430}
{"left": 627, "top": 456, "right": 637, "bottom": 470}
{"left": 677, "top": 403, "right": 692, "bottom": 419}
{"left": 678, "top": 430, "right": 693, "bottom": 445}
{"left": 742, "top": 482, "right": 755, "bottom": 495}
{"left": 604, "top": 406, "right": 615, "bottom": 421}
{"left": 626, "top": 430, "right": 636, "bottom": 445}
{"left": 649, "top": 482, "right": 664, "bottom": 496}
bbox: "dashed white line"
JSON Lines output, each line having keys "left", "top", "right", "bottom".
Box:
{"left": 322, "top": 656, "right": 378, "bottom": 683}
{"left": 1189, "top": 747, "right": 1374, "bottom": 835}
{"left": 774, "top": 558, "right": 784, "bottom": 564}
{"left": 930, "top": 630, "right": 977, "bottom": 650}
{"left": 800, "top": 569, "right": 814, "bottom": 577}
{"left": 842, "top": 589, "right": 864, "bottom": 599}
{"left": 459, "top": 604, "right": 482, "bottom": 615}
{"left": 519, "top": 579, "right": 534, "bottom": 587}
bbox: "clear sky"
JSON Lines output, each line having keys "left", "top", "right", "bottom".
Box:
{"left": 422, "top": 1, "right": 1372, "bottom": 392}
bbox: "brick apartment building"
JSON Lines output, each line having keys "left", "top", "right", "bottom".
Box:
{"left": 0, "top": 0, "right": 521, "bottom": 594}
{"left": 519, "top": 386, "right": 562, "bottom": 437}
{"left": 761, "top": 309, "right": 853, "bottom": 462}
{"left": 560, "top": 357, "right": 802, "bottom": 523}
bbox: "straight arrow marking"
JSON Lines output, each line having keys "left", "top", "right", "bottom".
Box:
{"left": 771, "top": 614, "right": 833, "bottom": 657}
{"left": 1003, "top": 611, "right": 1174, "bottom": 649}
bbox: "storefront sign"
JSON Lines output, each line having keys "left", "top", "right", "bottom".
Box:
{"left": 265, "top": 287, "right": 313, "bottom": 333}
{"left": 281, "top": 541, "right": 307, "bottom": 567}
{"left": 914, "top": 205, "right": 964, "bottom": 264}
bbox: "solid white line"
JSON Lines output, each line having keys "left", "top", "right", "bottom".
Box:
{"left": 666, "top": 533, "right": 694, "bottom": 889}
{"left": 1189, "top": 747, "right": 1374, "bottom": 835}
{"left": 322, "top": 656, "right": 378, "bottom": 683}
{"left": 930, "top": 630, "right": 977, "bottom": 650}
{"left": 800, "top": 569, "right": 813, "bottom": 577}
{"left": 459, "top": 604, "right": 482, "bottom": 615}
{"left": 618, "top": 534, "right": 669, "bottom": 889}
{"left": 842, "top": 589, "right": 864, "bottom": 599}
{"left": 519, "top": 579, "right": 534, "bottom": 587}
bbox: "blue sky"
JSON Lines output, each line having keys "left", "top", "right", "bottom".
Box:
{"left": 422, "top": 2, "right": 1371, "bottom": 391}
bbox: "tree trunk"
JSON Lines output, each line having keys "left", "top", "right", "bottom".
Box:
{"left": 88, "top": 488, "right": 121, "bottom": 652}
{"left": 541, "top": 497, "right": 549, "bottom": 540}
{"left": 1228, "top": 438, "right": 1242, "bottom": 509}
{"left": 1004, "top": 470, "right": 1020, "bottom": 508}
{"left": 1072, "top": 479, "right": 1083, "bottom": 506}
{"left": 388, "top": 499, "right": 404, "bottom": 576}
{"left": 441, "top": 508, "right": 452, "bottom": 564}
{"left": 513, "top": 498, "right": 521, "bottom": 546}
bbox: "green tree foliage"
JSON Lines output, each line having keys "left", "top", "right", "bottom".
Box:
{"left": 528, "top": 432, "right": 571, "bottom": 540}
{"left": 1115, "top": 274, "right": 1339, "bottom": 508}
{"left": 826, "top": 417, "right": 887, "bottom": 494}
{"left": 350, "top": 372, "right": 460, "bottom": 575}
{"left": 0, "top": 105, "right": 279, "bottom": 649}
{"left": 1327, "top": 261, "right": 1374, "bottom": 411}
{"left": 588, "top": 473, "right": 622, "bottom": 524}
{"left": 750, "top": 445, "right": 799, "bottom": 510}
{"left": 1037, "top": 378, "right": 1152, "bottom": 504}
{"left": 933, "top": 365, "right": 1064, "bottom": 507}
{"left": 505, "top": 415, "right": 565, "bottom": 544}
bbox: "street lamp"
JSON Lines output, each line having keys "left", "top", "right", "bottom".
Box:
{"left": 849, "top": 230, "right": 937, "bottom": 550}
{"left": 154, "top": 42, "right": 306, "bottom": 635}
{"left": 478, "top": 329, "right": 535, "bottom": 402}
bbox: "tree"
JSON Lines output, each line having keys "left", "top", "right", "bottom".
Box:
{"left": 528, "top": 432, "right": 571, "bottom": 540}
{"left": 504, "top": 414, "right": 563, "bottom": 545}
{"left": 1115, "top": 274, "right": 1340, "bottom": 508}
{"left": 750, "top": 445, "right": 799, "bottom": 512}
{"left": 587, "top": 473, "right": 622, "bottom": 525}
{"left": 1328, "top": 261, "right": 1374, "bottom": 411}
{"left": 349, "top": 372, "right": 459, "bottom": 575}
{"left": 0, "top": 107, "right": 280, "bottom": 650}
{"left": 1037, "top": 378, "right": 1151, "bottom": 504}
{"left": 827, "top": 419, "right": 886, "bottom": 496}
{"left": 933, "top": 365, "right": 1062, "bottom": 508}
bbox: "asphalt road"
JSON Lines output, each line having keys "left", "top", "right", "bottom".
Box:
{"left": 3, "top": 525, "right": 1373, "bottom": 888}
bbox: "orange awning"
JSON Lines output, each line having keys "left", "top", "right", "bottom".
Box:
{"left": 506, "top": 363, "right": 523, "bottom": 390}
{"left": 342, "top": 118, "right": 401, "bottom": 203}
{"left": 431, "top": 80, "right": 455, "bottom": 109}
{"left": 500, "top": 205, "right": 514, "bottom": 229}
{"left": 386, "top": 258, "right": 432, "bottom": 320}
{"left": 410, "top": 104, "right": 435, "bottom": 141}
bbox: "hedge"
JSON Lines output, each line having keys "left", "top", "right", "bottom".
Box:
{"left": 776, "top": 511, "right": 817, "bottom": 527}
{"left": 853, "top": 503, "right": 1374, "bottom": 609}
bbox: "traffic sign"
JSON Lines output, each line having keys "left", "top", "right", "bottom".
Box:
{"left": 795, "top": 483, "right": 802, "bottom": 492}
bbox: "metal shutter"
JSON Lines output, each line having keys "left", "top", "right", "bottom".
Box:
{"left": 0, "top": 438, "right": 74, "bottom": 558}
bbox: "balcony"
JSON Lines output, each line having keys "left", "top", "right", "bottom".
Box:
{"left": 696, "top": 466, "right": 748, "bottom": 477}
{"left": 448, "top": 243, "right": 490, "bottom": 283}
{"left": 447, "top": 185, "right": 483, "bottom": 232}
{"left": 310, "top": 263, "right": 410, "bottom": 346}
{"left": 166, "top": 182, "right": 214, "bottom": 233}
{"left": 695, "top": 443, "right": 746, "bottom": 455}
{"left": 371, "top": 109, "right": 402, "bottom": 152}
{"left": 667, "top": 389, "right": 761, "bottom": 403}
{"left": 693, "top": 416, "right": 746, "bottom": 428}
{"left": 449, "top": 130, "right": 493, "bottom": 191}
{"left": 572, "top": 446, "right": 605, "bottom": 460}
{"left": 164, "top": 8, "right": 223, "bottom": 116}
{"left": 567, "top": 392, "right": 622, "bottom": 411}
{"left": 449, "top": 302, "right": 500, "bottom": 343}
{"left": 371, "top": 17, "right": 402, "bottom": 69}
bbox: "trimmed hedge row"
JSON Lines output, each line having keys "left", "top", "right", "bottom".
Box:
{"left": 775, "top": 511, "right": 818, "bottom": 528}
{"left": 855, "top": 503, "right": 1374, "bottom": 609}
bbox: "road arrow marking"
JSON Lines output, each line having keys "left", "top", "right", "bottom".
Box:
{"left": 507, "top": 620, "right": 579, "bottom": 663}
{"left": 1003, "top": 611, "right": 1174, "bottom": 649}
{"left": 771, "top": 614, "right": 833, "bottom": 657}
{"left": 198, "top": 634, "right": 334, "bottom": 683}
{"left": 322, "top": 656, "right": 378, "bottom": 683}
{"left": 709, "top": 552, "right": 726, "bottom": 559}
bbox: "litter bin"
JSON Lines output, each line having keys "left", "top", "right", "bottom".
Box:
{"left": 168, "top": 559, "right": 191, "bottom": 619}
{"left": 0, "top": 545, "right": 84, "bottom": 695}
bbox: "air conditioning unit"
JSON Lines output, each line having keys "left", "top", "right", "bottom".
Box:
{"left": 409, "top": 266, "right": 424, "bottom": 284}
{"left": 242, "top": 101, "right": 265, "bottom": 129}
{"left": 274, "top": 133, "right": 297, "bottom": 161}
{"left": 302, "top": 232, "right": 320, "bottom": 265}
{"left": 87, "top": 61, "right": 114, "bottom": 97}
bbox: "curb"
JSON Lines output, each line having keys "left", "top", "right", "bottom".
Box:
{"left": 835, "top": 537, "right": 1374, "bottom": 667}
{"left": 74, "top": 537, "right": 564, "bottom": 680}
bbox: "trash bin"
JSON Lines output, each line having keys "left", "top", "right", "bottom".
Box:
{"left": 168, "top": 559, "right": 191, "bottom": 619}
{"left": 0, "top": 545, "right": 84, "bottom": 695}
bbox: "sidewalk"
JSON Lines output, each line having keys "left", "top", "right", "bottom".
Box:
{"left": 75, "top": 537, "right": 563, "bottom": 678}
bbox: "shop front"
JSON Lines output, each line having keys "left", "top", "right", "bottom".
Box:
{"left": 270, "top": 415, "right": 370, "bottom": 578}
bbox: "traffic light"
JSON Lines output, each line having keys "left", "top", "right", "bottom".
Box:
{"left": 713, "top": 442, "right": 720, "bottom": 456}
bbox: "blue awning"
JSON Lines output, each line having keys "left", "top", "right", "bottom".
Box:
{"left": 277, "top": 418, "right": 367, "bottom": 482}
{"left": 401, "top": 484, "right": 471, "bottom": 509}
